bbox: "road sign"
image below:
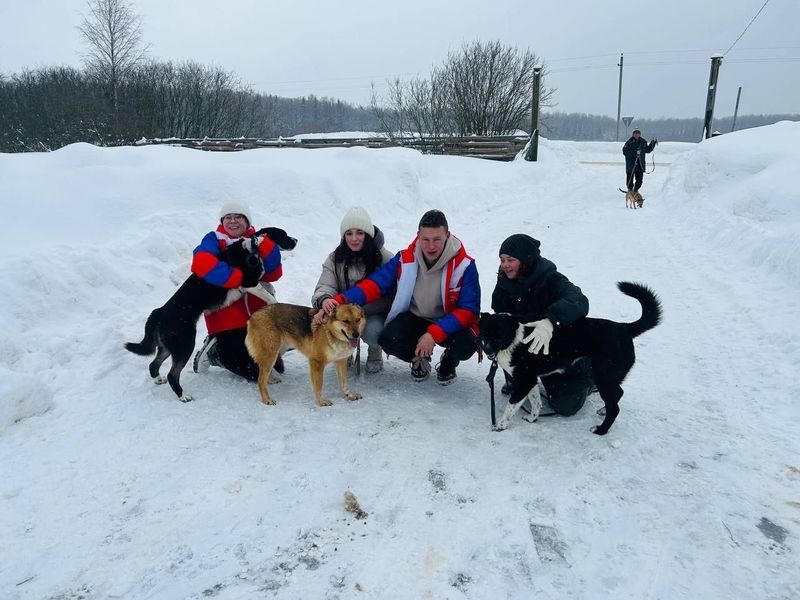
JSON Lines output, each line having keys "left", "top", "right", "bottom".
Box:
{"left": 622, "top": 116, "right": 634, "bottom": 127}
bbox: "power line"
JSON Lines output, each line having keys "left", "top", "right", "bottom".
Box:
{"left": 724, "top": 0, "right": 771, "bottom": 56}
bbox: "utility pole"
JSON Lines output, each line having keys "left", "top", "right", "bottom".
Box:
{"left": 731, "top": 86, "right": 742, "bottom": 132}
{"left": 525, "top": 67, "right": 542, "bottom": 161}
{"left": 616, "top": 53, "right": 624, "bottom": 142}
{"left": 702, "top": 55, "right": 723, "bottom": 139}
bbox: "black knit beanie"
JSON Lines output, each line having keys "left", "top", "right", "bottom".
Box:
{"left": 499, "top": 234, "right": 541, "bottom": 268}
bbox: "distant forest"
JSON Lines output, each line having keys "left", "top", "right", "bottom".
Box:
{"left": 540, "top": 112, "right": 799, "bottom": 142}
{"left": 0, "top": 64, "right": 796, "bottom": 152}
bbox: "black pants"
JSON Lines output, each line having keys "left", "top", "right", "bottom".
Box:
{"left": 505, "top": 357, "right": 594, "bottom": 416}
{"left": 539, "top": 357, "right": 594, "bottom": 416}
{"left": 214, "top": 328, "right": 259, "bottom": 382}
{"left": 378, "top": 312, "right": 477, "bottom": 364}
{"left": 626, "top": 166, "right": 644, "bottom": 191}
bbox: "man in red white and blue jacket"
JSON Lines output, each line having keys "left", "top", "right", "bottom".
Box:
{"left": 191, "top": 201, "right": 283, "bottom": 381}
{"left": 325, "top": 209, "right": 480, "bottom": 385}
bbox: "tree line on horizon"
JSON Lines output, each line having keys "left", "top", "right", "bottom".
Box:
{"left": 0, "top": 0, "right": 796, "bottom": 152}
{"left": 2, "top": 62, "right": 794, "bottom": 153}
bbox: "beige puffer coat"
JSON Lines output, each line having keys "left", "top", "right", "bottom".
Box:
{"left": 312, "top": 229, "right": 394, "bottom": 317}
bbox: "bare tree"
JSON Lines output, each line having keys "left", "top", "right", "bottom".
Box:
{"left": 373, "top": 40, "right": 554, "bottom": 138}
{"left": 78, "top": 0, "right": 147, "bottom": 130}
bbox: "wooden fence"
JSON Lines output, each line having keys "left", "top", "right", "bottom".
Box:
{"left": 136, "top": 135, "right": 531, "bottom": 161}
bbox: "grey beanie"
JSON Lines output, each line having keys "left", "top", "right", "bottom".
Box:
{"left": 340, "top": 206, "right": 375, "bottom": 238}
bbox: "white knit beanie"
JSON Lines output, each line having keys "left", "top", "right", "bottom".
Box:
{"left": 219, "top": 200, "right": 252, "bottom": 225}
{"left": 340, "top": 206, "right": 375, "bottom": 238}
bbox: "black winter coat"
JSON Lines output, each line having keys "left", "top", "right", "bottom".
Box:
{"left": 491, "top": 256, "right": 589, "bottom": 328}
{"left": 622, "top": 136, "right": 656, "bottom": 170}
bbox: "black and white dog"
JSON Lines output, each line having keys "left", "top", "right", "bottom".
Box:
{"left": 125, "top": 227, "right": 297, "bottom": 402}
{"left": 478, "top": 282, "right": 662, "bottom": 435}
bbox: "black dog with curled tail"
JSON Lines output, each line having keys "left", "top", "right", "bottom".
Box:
{"left": 478, "top": 282, "right": 662, "bottom": 436}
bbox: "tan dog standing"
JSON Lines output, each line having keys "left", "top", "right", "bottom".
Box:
{"left": 624, "top": 189, "right": 645, "bottom": 209}
{"left": 246, "top": 303, "right": 366, "bottom": 406}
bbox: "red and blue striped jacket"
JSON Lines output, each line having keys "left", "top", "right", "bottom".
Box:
{"left": 334, "top": 236, "right": 480, "bottom": 343}
{"left": 191, "top": 224, "right": 282, "bottom": 334}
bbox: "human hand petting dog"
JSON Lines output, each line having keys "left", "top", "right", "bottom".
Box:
{"left": 522, "top": 319, "right": 553, "bottom": 355}
{"left": 313, "top": 298, "right": 339, "bottom": 325}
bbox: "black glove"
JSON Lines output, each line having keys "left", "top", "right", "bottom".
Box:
{"left": 240, "top": 260, "right": 264, "bottom": 288}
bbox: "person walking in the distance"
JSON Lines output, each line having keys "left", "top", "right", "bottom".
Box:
{"left": 622, "top": 128, "right": 657, "bottom": 192}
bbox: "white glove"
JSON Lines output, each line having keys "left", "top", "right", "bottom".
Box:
{"left": 522, "top": 319, "right": 553, "bottom": 355}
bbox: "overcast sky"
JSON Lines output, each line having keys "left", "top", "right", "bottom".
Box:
{"left": 1, "top": 0, "right": 798, "bottom": 120}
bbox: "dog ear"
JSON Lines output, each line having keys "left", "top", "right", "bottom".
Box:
{"left": 257, "top": 227, "right": 298, "bottom": 251}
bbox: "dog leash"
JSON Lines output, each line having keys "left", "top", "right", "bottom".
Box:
{"left": 486, "top": 359, "right": 498, "bottom": 428}
{"left": 486, "top": 360, "right": 560, "bottom": 426}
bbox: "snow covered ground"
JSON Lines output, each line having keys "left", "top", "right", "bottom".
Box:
{"left": 1, "top": 122, "right": 799, "bottom": 599}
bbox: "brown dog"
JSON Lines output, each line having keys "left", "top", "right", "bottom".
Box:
{"left": 245, "top": 303, "right": 366, "bottom": 406}
{"left": 624, "top": 189, "right": 644, "bottom": 209}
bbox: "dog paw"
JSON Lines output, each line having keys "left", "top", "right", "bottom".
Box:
{"left": 591, "top": 425, "right": 608, "bottom": 436}
{"left": 268, "top": 373, "right": 282, "bottom": 384}
{"left": 179, "top": 394, "right": 193, "bottom": 403}
{"left": 153, "top": 375, "right": 167, "bottom": 385}
{"left": 493, "top": 421, "right": 510, "bottom": 432}
{"left": 344, "top": 390, "right": 362, "bottom": 401}
{"left": 522, "top": 413, "right": 539, "bottom": 423}
{"left": 260, "top": 397, "right": 276, "bottom": 406}
{"left": 317, "top": 397, "right": 333, "bottom": 407}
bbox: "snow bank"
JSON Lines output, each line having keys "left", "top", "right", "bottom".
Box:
{"left": 664, "top": 120, "right": 800, "bottom": 285}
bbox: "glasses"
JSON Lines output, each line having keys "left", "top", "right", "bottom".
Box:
{"left": 223, "top": 214, "right": 246, "bottom": 221}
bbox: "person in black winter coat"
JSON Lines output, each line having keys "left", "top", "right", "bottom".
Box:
{"left": 491, "top": 234, "right": 594, "bottom": 416}
{"left": 622, "top": 128, "right": 657, "bottom": 192}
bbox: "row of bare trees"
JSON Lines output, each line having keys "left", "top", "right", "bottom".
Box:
{"left": 0, "top": 64, "right": 378, "bottom": 152}
{"left": 372, "top": 40, "right": 554, "bottom": 138}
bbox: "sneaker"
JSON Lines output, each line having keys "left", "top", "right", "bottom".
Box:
{"left": 435, "top": 351, "right": 458, "bottom": 385}
{"left": 365, "top": 346, "right": 384, "bottom": 374}
{"left": 410, "top": 356, "right": 432, "bottom": 382}
{"left": 192, "top": 336, "right": 219, "bottom": 373}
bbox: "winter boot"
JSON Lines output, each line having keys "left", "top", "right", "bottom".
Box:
{"left": 193, "top": 336, "right": 220, "bottom": 373}
{"left": 365, "top": 346, "right": 384, "bottom": 374}
{"left": 435, "top": 349, "right": 458, "bottom": 385}
{"left": 410, "top": 356, "right": 432, "bottom": 382}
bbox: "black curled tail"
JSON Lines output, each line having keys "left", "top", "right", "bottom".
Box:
{"left": 618, "top": 282, "right": 662, "bottom": 339}
{"left": 124, "top": 308, "right": 161, "bottom": 355}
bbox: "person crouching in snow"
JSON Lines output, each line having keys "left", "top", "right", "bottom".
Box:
{"left": 317, "top": 209, "right": 480, "bottom": 385}
{"left": 312, "top": 207, "right": 394, "bottom": 373}
{"left": 492, "top": 234, "right": 594, "bottom": 416}
{"left": 192, "top": 200, "right": 283, "bottom": 381}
